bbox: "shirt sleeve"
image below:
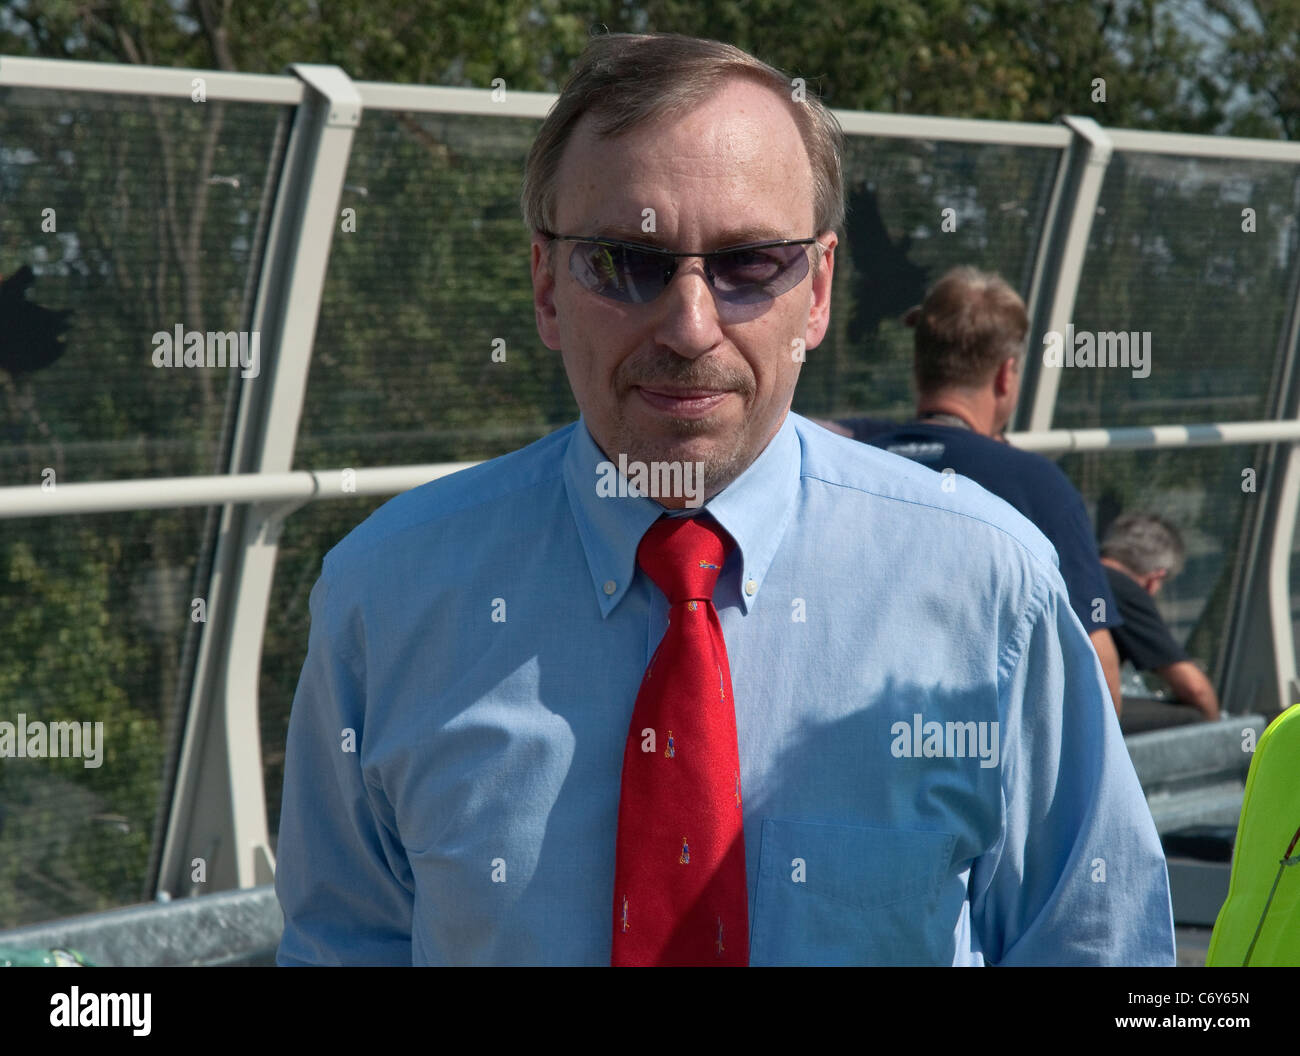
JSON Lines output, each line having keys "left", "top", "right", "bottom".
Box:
{"left": 274, "top": 567, "right": 415, "bottom": 966}
{"left": 969, "top": 567, "right": 1176, "bottom": 965}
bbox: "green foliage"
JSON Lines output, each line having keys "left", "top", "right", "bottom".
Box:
{"left": 0, "top": 530, "right": 164, "bottom": 927}
{"left": 0, "top": 1, "right": 1285, "bottom": 132}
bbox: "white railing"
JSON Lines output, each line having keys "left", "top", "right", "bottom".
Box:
{"left": 2, "top": 420, "right": 1297, "bottom": 519}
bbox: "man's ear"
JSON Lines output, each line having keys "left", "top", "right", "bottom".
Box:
{"left": 531, "top": 236, "right": 562, "bottom": 351}
{"left": 803, "top": 232, "right": 837, "bottom": 350}
{"left": 993, "top": 356, "right": 1018, "bottom": 397}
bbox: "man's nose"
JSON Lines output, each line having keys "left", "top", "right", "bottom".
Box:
{"left": 651, "top": 258, "right": 724, "bottom": 358}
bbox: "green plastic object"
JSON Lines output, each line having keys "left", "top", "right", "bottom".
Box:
{"left": 1207, "top": 702, "right": 1300, "bottom": 966}
{"left": 0, "top": 946, "right": 93, "bottom": 967}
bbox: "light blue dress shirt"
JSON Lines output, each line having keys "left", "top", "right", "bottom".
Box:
{"left": 274, "top": 412, "right": 1176, "bottom": 966}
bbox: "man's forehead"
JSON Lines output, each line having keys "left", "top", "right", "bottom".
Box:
{"left": 568, "top": 75, "right": 798, "bottom": 146}
{"left": 554, "top": 81, "right": 815, "bottom": 239}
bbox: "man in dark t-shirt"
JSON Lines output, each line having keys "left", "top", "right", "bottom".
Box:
{"left": 1100, "top": 513, "right": 1219, "bottom": 720}
{"left": 821, "top": 267, "right": 1124, "bottom": 713}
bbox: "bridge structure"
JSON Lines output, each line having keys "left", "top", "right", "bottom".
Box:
{"left": 2, "top": 54, "right": 1300, "bottom": 965}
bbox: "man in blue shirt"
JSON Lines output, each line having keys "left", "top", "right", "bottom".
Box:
{"left": 833, "top": 268, "right": 1125, "bottom": 715}
{"left": 274, "top": 32, "right": 1175, "bottom": 965}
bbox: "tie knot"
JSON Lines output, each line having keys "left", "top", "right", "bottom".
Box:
{"left": 637, "top": 515, "right": 732, "bottom": 604}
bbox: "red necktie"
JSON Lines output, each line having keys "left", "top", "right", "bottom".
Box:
{"left": 611, "top": 514, "right": 749, "bottom": 966}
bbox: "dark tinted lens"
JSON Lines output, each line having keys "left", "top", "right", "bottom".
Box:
{"left": 710, "top": 244, "right": 810, "bottom": 303}
{"left": 569, "top": 242, "right": 667, "bottom": 303}
{"left": 567, "top": 240, "right": 811, "bottom": 305}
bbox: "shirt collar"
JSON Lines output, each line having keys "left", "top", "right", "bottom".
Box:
{"left": 562, "top": 412, "right": 802, "bottom": 617}
{"left": 913, "top": 412, "right": 975, "bottom": 432}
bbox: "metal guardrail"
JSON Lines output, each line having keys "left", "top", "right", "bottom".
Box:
{"left": 1127, "top": 714, "right": 1267, "bottom": 833}
{"left": 0, "top": 420, "right": 1296, "bottom": 519}
{"left": 0, "top": 462, "right": 479, "bottom": 518}
{"left": 0, "top": 884, "right": 281, "bottom": 967}
{"left": 1011, "top": 420, "right": 1300, "bottom": 455}
{"left": 1126, "top": 715, "right": 1271, "bottom": 934}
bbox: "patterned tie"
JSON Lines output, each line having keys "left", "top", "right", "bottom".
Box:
{"left": 611, "top": 514, "right": 749, "bottom": 966}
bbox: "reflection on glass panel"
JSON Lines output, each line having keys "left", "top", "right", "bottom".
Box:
{"left": 1054, "top": 153, "right": 1300, "bottom": 430}
{"left": 295, "top": 111, "right": 561, "bottom": 472}
{"left": 0, "top": 87, "right": 288, "bottom": 486}
{"left": 0, "top": 508, "right": 214, "bottom": 928}
{"left": 1059, "top": 445, "right": 1260, "bottom": 694}
{"left": 800, "top": 138, "right": 1061, "bottom": 421}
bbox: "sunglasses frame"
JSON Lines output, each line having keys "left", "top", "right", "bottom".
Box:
{"left": 538, "top": 230, "right": 822, "bottom": 305}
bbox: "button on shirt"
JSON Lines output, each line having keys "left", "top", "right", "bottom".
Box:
{"left": 274, "top": 413, "right": 1176, "bottom": 966}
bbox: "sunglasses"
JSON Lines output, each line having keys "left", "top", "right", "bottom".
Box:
{"left": 540, "top": 231, "right": 820, "bottom": 306}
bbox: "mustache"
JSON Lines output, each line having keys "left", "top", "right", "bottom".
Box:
{"left": 616, "top": 353, "right": 756, "bottom": 397}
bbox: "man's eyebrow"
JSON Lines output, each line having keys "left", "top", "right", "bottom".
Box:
{"left": 588, "top": 224, "right": 796, "bottom": 249}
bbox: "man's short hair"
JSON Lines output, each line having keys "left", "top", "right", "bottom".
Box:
{"left": 520, "top": 32, "right": 845, "bottom": 273}
{"left": 1100, "top": 512, "right": 1187, "bottom": 577}
{"left": 907, "top": 267, "right": 1029, "bottom": 393}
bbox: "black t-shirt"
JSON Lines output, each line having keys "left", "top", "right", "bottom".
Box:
{"left": 841, "top": 417, "right": 1120, "bottom": 634}
{"left": 1104, "top": 565, "right": 1188, "bottom": 671}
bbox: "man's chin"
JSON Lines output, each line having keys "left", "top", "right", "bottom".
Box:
{"left": 616, "top": 437, "right": 746, "bottom": 502}
{"left": 621, "top": 429, "right": 730, "bottom": 468}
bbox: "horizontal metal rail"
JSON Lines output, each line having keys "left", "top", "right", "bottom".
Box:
{"left": 1009, "top": 419, "right": 1300, "bottom": 455}
{"left": 354, "top": 81, "right": 556, "bottom": 118}
{"left": 8, "top": 55, "right": 1300, "bottom": 164}
{"left": 832, "top": 110, "right": 1070, "bottom": 146}
{"left": 0, "top": 55, "right": 303, "bottom": 103}
{"left": 2, "top": 420, "right": 1298, "bottom": 518}
{"left": 0, "top": 463, "right": 478, "bottom": 519}
{"left": 1106, "top": 127, "right": 1300, "bottom": 162}
{"left": 297, "top": 84, "right": 1078, "bottom": 147}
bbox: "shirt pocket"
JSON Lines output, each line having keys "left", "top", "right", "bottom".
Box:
{"left": 750, "top": 818, "right": 957, "bottom": 966}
